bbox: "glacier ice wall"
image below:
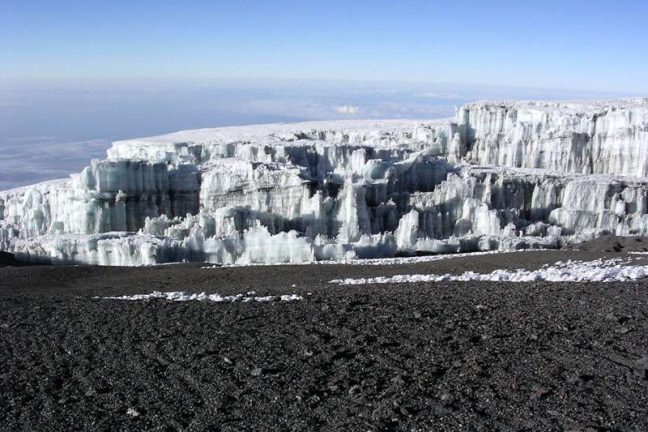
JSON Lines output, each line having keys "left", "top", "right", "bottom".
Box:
{"left": 2, "top": 99, "right": 648, "bottom": 265}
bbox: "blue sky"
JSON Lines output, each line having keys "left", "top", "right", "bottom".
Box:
{"left": 1, "top": 0, "right": 647, "bottom": 93}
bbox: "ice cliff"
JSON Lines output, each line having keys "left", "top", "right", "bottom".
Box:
{"left": 2, "top": 99, "right": 648, "bottom": 265}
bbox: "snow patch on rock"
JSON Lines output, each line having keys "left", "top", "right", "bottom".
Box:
{"left": 330, "top": 258, "right": 648, "bottom": 284}
{"left": 98, "top": 291, "right": 304, "bottom": 302}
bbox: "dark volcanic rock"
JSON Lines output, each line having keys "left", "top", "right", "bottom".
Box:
{"left": 0, "top": 251, "right": 29, "bottom": 267}
{"left": 566, "top": 235, "right": 648, "bottom": 253}
{"left": 1, "top": 250, "right": 648, "bottom": 431}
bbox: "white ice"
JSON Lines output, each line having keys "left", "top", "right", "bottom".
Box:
{"left": 2, "top": 99, "right": 648, "bottom": 266}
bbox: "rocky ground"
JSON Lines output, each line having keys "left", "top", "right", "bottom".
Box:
{"left": 1, "top": 247, "right": 648, "bottom": 431}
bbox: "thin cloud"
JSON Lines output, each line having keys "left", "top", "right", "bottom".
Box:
{"left": 335, "top": 105, "right": 359, "bottom": 115}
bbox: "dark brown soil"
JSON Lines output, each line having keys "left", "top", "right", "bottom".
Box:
{"left": 1, "top": 250, "right": 648, "bottom": 431}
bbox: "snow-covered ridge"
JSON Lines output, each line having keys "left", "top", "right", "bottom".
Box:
{"left": 2, "top": 99, "right": 648, "bottom": 265}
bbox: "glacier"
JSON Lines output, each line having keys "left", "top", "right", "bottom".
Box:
{"left": 1, "top": 98, "right": 648, "bottom": 266}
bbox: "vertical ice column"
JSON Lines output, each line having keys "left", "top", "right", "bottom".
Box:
{"left": 335, "top": 181, "right": 371, "bottom": 242}
{"left": 395, "top": 209, "right": 420, "bottom": 252}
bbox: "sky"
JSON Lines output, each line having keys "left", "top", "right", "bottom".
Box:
{"left": 1, "top": 0, "right": 647, "bottom": 93}
{"left": 0, "top": 0, "right": 647, "bottom": 190}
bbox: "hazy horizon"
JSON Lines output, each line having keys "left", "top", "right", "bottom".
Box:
{"left": 0, "top": 78, "right": 639, "bottom": 190}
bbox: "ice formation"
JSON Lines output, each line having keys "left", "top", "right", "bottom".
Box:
{"left": 2, "top": 98, "right": 648, "bottom": 266}
{"left": 330, "top": 258, "right": 648, "bottom": 284}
